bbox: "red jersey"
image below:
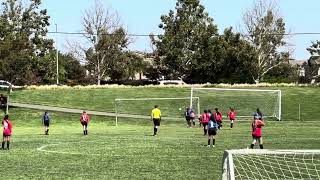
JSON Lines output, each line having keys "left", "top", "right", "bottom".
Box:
{"left": 201, "top": 113, "right": 209, "bottom": 123}
{"left": 2, "top": 119, "right": 12, "bottom": 136}
{"left": 214, "top": 112, "right": 222, "bottom": 122}
{"left": 80, "top": 113, "right": 90, "bottom": 123}
{"left": 227, "top": 111, "right": 237, "bottom": 120}
{"left": 252, "top": 120, "right": 264, "bottom": 137}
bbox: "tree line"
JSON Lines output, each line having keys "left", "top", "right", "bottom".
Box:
{"left": 0, "top": 0, "right": 318, "bottom": 85}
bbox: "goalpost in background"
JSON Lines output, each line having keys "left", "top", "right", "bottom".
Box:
{"left": 190, "top": 88, "right": 281, "bottom": 121}
{"left": 114, "top": 97, "right": 200, "bottom": 126}
{"left": 222, "top": 149, "right": 320, "bottom": 180}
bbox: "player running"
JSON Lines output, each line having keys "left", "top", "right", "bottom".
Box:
{"left": 42, "top": 111, "right": 50, "bottom": 135}
{"left": 200, "top": 110, "right": 209, "bottom": 135}
{"left": 151, "top": 105, "right": 161, "bottom": 136}
{"left": 207, "top": 117, "right": 218, "bottom": 147}
{"left": 80, "top": 111, "right": 90, "bottom": 135}
{"left": 227, "top": 107, "right": 237, "bottom": 128}
{"left": 2, "top": 115, "right": 12, "bottom": 150}
{"left": 214, "top": 108, "right": 223, "bottom": 129}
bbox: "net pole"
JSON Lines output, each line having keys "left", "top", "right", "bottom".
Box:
{"left": 115, "top": 100, "right": 118, "bottom": 127}
{"left": 6, "top": 96, "right": 9, "bottom": 114}
{"left": 197, "top": 97, "right": 200, "bottom": 117}
{"left": 279, "top": 90, "right": 282, "bottom": 121}
{"left": 190, "top": 87, "right": 194, "bottom": 109}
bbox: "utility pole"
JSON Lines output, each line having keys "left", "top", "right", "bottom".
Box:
{"left": 55, "top": 24, "right": 59, "bottom": 85}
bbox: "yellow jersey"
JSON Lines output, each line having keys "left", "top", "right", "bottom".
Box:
{"left": 151, "top": 108, "right": 161, "bottom": 119}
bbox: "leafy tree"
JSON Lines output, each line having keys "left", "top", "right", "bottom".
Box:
{"left": 306, "top": 41, "right": 320, "bottom": 81}
{"left": 242, "top": 0, "right": 289, "bottom": 83}
{"left": 75, "top": 0, "right": 129, "bottom": 84}
{"left": 153, "top": 0, "right": 220, "bottom": 80}
{"left": 0, "top": 0, "right": 53, "bottom": 85}
{"left": 215, "top": 28, "right": 256, "bottom": 83}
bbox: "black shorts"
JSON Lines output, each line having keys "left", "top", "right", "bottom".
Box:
{"left": 153, "top": 118, "right": 161, "bottom": 126}
{"left": 185, "top": 116, "right": 191, "bottom": 122}
{"left": 208, "top": 128, "right": 217, "bottom": 136}
{"left": 81, "top": 121, "right": 88, "bottom": 126}
{"left": 43, "top": 120, "right": 50, "bottom": 127}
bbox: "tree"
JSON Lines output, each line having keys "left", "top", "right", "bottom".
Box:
{"left": 0, "top": 0, "right": 53, "bottom": 85}
{"left": 153, "top": 0, "right": 220, "bottom": 80}
{"left": 242, "top": 0, "right": 289, "bottom": 83}
{"left": 306, "top": 41, "right": 320, "bottom": 80}
{"left": 215, "top": 28, "right": 256, "bottom": 83}
{"left": 77, "top": 0, "right": 129, "bottom": 85}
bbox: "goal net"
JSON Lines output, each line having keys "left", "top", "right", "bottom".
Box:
{"left": 190, "top": 88, "right": 281, "bottom": 120}
{"left": 222, "top": 149, "right": 320, "bottom": 180}
{"left": 114, "top": 97, "right": 200, "bottom": 126}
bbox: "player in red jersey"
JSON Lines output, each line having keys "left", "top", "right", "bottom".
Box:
{"left": 250, "top": 118, "right": 265, "bottom": 149}
{"left": 2, "top": 115, "right": 12, "bottom": 150}
{"left": 227, "top": 107, "right": 237, "bottom": 128}
{"left": 200, "top": 110, "right": 209, "bottom": 135}
{"left": 80, "top": 111, "right": 90, "bottom": 135}
{"left": 213, "top": 108, "right": 223, "bottom": 130}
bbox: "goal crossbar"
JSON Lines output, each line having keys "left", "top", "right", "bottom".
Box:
{"left": 191, "top": 87, "right": 282, "bottom": 121}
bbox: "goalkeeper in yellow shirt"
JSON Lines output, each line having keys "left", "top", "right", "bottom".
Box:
{"left": 151, "top": 105, "right": 161, "bottom": 136}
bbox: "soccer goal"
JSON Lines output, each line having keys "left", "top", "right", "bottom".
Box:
{"left": 222, "top": 149, "right": 320, "bottom": 180}
{"left": 190, "top": 88, "right": 281, "bottom": 120}
{"left": 114, "top": 97, "right": 200, "bottom": 126}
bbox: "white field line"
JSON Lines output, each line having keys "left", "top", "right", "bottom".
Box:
{"left": 36, "top": 143, "right": 220, "bottom": 158}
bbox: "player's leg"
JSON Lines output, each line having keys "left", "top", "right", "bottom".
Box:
{"left": 212, "top": 129, "right": 217, "bottom": 147}
{"left": 258, "top": 137, "right": 263, "bottom": 149}
{"left": 6, "top": 136, "right": 10, "bottom": 150}
{"left": 207, "top": 134, "right": 211, "bottom": 147}
{"left": 82, "top": 122, "right": 86, "bottom": 135}
{"left": 230, "top": 120, "right": 234, "bottom": 128}
{"left": 153, "top": 119, "right": 159, "bottom": 136}
{"left": 250, "top": 136, "right": 257, "bottom": 149}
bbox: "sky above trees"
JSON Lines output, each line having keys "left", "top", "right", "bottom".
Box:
{"left": 42, "top": 0, "right": 320, "bottom": 60}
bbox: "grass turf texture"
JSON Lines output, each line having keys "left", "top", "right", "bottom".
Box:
{"left": 0, "top": 87, "right": 319, "bottom": 179}
{"left": 7, "top": 87, "right": 320, "bottom": 121}
{"left": 0, "top": 108, "right": 319, "bottom": 179}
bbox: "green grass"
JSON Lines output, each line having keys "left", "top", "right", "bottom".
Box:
{"left": 0, "top": 87, "right": 319, "bottom": 179}
{"left": 8, "top": 87, "right": 320, "bottom": 121}
{"left": 0, "top": 108, "right": 319, "bottom": 179}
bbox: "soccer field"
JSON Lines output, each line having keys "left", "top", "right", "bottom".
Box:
{"left": 0, "top": 87, "right": 319, "bottom": 179}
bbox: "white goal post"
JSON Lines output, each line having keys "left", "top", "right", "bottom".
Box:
{"left": 190, "top": 88, "right": 282, "bottom": 121}
{"left": 222, "top": 149, "right": 320, "bottom": 180}
{"left": 114, "top": 97, "right": 200, "bottom": 126}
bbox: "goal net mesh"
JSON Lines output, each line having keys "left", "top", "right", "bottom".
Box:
{"left": 222, "top": 149, "right": 320, "bottom": 180}
{"left": 191, "top": 88, "right": 281, "bottom": 120}
{"left": 114, "top": 97, "right": 200, "bottom": 124}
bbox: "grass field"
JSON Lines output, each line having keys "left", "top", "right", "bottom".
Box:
{"left": 0, "top": 87, "right": 319, "bottom": 179}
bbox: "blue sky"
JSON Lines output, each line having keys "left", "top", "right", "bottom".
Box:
{"left": 42, "top": 0, "right": 320, "bottom": 60}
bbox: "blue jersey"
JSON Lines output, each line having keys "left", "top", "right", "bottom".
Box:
{"left": 253, "top": 112, "right": 262, "bottom": 120}
{"left": 208, "top": 120, "right": 218, "bottom": 129}
{"left": 43, "top": 114, "right": 50, "bottom": 121}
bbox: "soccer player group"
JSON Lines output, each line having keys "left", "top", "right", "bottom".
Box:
{"left": 151, "top": 105, "right": 265, "bottom": 149}
{"left": 196, "top": 107, "right": 265, "bottom": 148}
{"left": 1, "top": 106, "right": 264, "bottom": 150}
{"left": 1, "top": 111, "right": 91, "bottom": 150}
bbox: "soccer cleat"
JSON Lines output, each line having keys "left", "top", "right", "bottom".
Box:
{"left": 207, "top": 145, "right": 211, "bottom": 147}
{"left": 212, "top": 145, "right": 215, "bottom": 148}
